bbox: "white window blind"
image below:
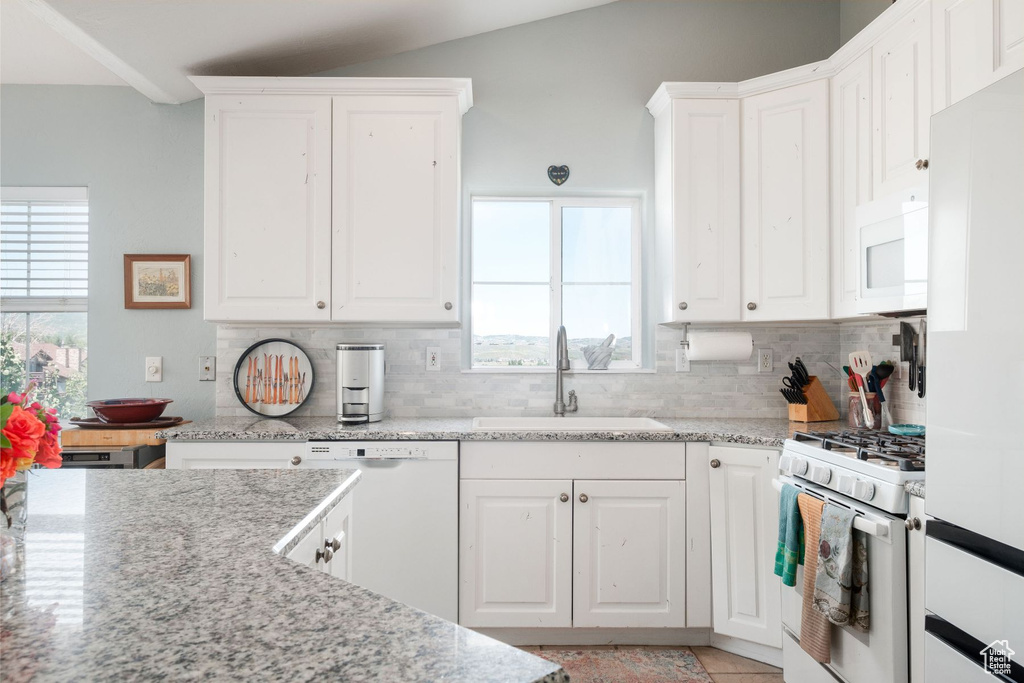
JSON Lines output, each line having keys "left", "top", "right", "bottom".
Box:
{"left": 1, "top": 187, "right": 88, "bottom": 312}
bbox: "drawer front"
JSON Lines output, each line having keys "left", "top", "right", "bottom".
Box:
{"left": 460, "top": 441, "right": 685, "bottom": 480}
{"left": 923, "top": 632, "right": 997, "bottom": 683}
{"left": 925, "top": 533, "right": 1024, "bottom": 649}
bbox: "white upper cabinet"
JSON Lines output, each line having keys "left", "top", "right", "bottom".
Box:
{"left": 932, "top": 0, "right": 1024, "bottom": 111}
{"left": 203, "top": 95, "right": 333, "bottom": 322}
{"left": 872, "top": 3, "right": 933, "bottom": 197}
{"left": 652, "top": 98, "right": 742, "bottom": 322}
{"left": 831, "top": 53, "right": 874, "bottom": 319}
{"left": 741, "top": 80, "right": 830, "bottom": 321}
{"left": 332, "top": 95, "right": 461, "bottom": 323}
{"left": 194, "top": 77, "right": 471, "bottom": 324}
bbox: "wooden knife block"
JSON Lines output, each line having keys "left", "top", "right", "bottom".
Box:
{"left": 788, "top": 376, "right": 840, "bottom": 423}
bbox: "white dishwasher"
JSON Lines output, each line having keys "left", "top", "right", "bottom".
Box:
{"left": 304, "top": 441, "right": 458, "bottom": 622}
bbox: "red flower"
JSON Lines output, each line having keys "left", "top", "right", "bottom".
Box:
{"left": 33, "top": 433, "right": 63, "bottom": 470}
{"left": 1, "top": 405, "right": 46, "bottom": 484}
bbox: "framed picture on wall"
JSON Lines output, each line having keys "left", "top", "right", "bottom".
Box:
{"left": 123, "top": 254, "right": 191, "bottom": 309}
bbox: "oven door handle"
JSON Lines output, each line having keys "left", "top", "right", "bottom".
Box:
{"left": 772, "top": 478, "right": 889, "bottom": 539}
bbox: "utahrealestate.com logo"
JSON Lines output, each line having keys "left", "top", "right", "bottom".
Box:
{"left": 981, "top": 640, "right": 1015, "bottom": 676}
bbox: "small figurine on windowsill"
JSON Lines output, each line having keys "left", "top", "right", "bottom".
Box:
{"left": 582, "top": 334, "right": 616, "bottom": 370}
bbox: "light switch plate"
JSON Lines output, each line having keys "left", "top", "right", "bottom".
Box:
{"left": 675, "top": 348, "right": 690, "bottom": 372}
{"left": 199, "top": 356, "right": 216, "bottom": 381}
{"left": 146, "top": 356, "right": 163, "bottom": 382}
{"left": 426, "top": 347, "right": 441, "bottom": 372}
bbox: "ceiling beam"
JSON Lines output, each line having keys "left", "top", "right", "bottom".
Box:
{"left": 17, "top": 0, "right": 181, "bottom": 104}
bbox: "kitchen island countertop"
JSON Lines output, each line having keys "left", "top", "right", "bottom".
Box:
{"left": 158, "top": 416, "right": 846, "bottom": 448}
{"left": 0, "top": 469, "right": 566, "bottom": 683}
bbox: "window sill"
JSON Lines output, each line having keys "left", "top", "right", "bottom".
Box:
{"left": 462, "top": 367, "right": 656, "bottom": 375}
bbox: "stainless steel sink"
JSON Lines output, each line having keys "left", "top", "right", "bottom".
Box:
{"left": 470, "top": 417, "right": 672, "bottom": 432}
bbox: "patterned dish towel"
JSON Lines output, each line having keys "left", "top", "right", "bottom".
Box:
{"left": 797, "top": 494, "right": 831, "bottom": 663}
{"left": 812, "top": 504, "right": 870, "bottom": 632}
{"left": 774, "top": 483, "right": 804, "bottom": 587}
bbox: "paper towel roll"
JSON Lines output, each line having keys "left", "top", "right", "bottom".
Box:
{"left": 686, "top": 332, "right": 753, "bottom": 361}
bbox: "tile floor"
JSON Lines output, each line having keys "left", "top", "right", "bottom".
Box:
{"left": 519, "top": 645, "right": 783, "bottom": 683}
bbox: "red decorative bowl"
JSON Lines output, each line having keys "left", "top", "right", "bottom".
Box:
{"left": 87, "top": 398, "right": 173, "bottom": 424}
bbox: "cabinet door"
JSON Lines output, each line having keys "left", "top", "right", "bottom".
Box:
{"left": 286, "top": 521, "right": 323, "bottom": 569}
{"left": 459, "top": 479, "right": 572, "bottom": 627}
{"left": 572, "top": 479, "right": 686, "bottom": 627}
{"left": 872, "top": 3, "right": 932, "bottom": 196}
{"left": 668, "top": 99, "right": 741, "bottom": 322}
{"left": 333, "top": 95, "right": 459, "bottom": 323}
{"left": 323, "top": 495, "right": 352, "bottom": 580}
{"left": 204, "top": 95, "right": 332, "bottom": 322}
{"left": 708, "top": 446, "right": 781, "bottom": 647}
{"left": 741, "top": 80, "right": 830, "bottom": 321}
{"left": 831, "top": 53, "right": 873, "bottom": 319}
{"left": 908, "top": 495, "right": 928, "bottom": 683}
{"left": 932, "top": 0, "right": 1024, "bottom": 112}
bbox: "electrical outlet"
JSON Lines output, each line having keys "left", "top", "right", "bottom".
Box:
{"left": 758, "top": 349, "right": 773, "bottom": 373}
{"left": 199, "top": 356, "right": 216, "bottom": 381}
{"left": 426, "top": 347, "right": 441, "bottom": 372}
{"left": 146, "top": 356, "right": 163, "bottom": 382}
{"left": 675, "top": 348, "right": 690, "bottom": 372}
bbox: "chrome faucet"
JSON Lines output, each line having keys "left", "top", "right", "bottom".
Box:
{"left": 554, "top": 325, "right": 579, "bottom": 417}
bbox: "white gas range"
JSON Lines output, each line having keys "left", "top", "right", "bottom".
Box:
{"left": 778, "top": 429, "right": 926, "bottom": 683}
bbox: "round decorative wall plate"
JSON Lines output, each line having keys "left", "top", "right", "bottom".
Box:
{"left": 233, "top": 339, "right": 315, "bottom": 417}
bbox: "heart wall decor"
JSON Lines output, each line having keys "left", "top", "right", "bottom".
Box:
{"left": 547, "top": 165, "right": 570, "bottom": 186}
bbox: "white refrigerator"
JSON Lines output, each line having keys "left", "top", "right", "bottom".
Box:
{"left": 924, "top": 69, "right": 1024, "bottom": 681}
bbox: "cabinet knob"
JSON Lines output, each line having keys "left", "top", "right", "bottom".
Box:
{"left": 578, "top": 493, "right": 588, "bottom": 503}
{"left": 710, "top": 459, "right": 721, "bottom": 469}
{"left": 905, "top": 517, "right": 922, "bottom": 531}
{"left": 678, "top": 302, "right": 688, "bottom": 310}
{"left": 559, "top": 493, "right": 569, "bottom": 503}
{"left": 315, "top": 548, "right": 333, "bottom": 563}
{"left": 915, "top": 159, "right": 929, "bottom": 170}
{"left": 316, "top": 301, "right": 326, "bottom": 309}
{"left": 291, "top": 455, "right": 302, "bottom": 466}
{"left": 325, "top": 538, "right": 341, "bottom": 552}
{"left": 444, "top": 301, "right": 453, "bottom": 311}
{"left": 747, "top": 302, "right": 757, "bottom": 311}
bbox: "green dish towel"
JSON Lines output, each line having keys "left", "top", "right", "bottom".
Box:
{"left": 774, "top": 483, "right": 804, "bottom": 587}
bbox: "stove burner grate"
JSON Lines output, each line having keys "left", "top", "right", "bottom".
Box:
{"left": 793, "top": 429, "right": 925, "bottom": 472}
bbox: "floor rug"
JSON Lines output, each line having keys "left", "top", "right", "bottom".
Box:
{"left": 536, "top": 648, "right": 714, "bottom": 683}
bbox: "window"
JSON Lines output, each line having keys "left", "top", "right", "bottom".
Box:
{"left": 471, "top": 197, "right": 640, "bottom": 369}
{"left": 1, "top": 188, "right": 89, "bottom": 419}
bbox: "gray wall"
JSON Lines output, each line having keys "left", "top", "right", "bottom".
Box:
{"left": 0, "top": 86, "right": 214, "bottom": 417}
{"left": 1, "top": 1, "right": 842, "bottom": 420}
{"left": 840, "top": 0, "right": 893, "bottom": 44}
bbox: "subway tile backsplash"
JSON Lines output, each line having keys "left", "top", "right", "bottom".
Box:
{"left": 216, "top": 321, "right": 924, "bottom": 423}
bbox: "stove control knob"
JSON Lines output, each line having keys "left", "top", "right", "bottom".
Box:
{"left": 853, "top": 480, "right": 876, "bottom": 502}
{"left": 837, "top": 475, "right": 855, "bottom": 495}
{"left": 779, "top": 455, "right": 792, "bottom": 472}
{"left": 791, "top": 458, "right": 808, "bottom": 476}
{"left": 809, "top": 465, "right": 832, "bottom": 485}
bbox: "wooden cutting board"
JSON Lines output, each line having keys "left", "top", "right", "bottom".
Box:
{"left": 60, "top": 421, "right": 191, "bottom": 448}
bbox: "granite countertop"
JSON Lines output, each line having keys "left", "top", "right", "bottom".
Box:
{"left": 905, "top": 480, "right": 926, "bottom": 498}
{"left": 0, "top": 470, "right": 565, "bottom": 683}
{"left": 158, "top": 416, "right": 847, "bottom": 448}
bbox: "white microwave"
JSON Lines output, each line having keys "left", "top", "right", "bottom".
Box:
{"left": 856, "top": 188, "right": 928, "bottom": 314}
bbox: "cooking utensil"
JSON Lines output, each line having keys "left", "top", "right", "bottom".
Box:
{"left": 787, "top": 363, "right": 808, "bottom": 387}
{"left": 917, "top": 320, "right": 926, "bottom": 398}
{"left": 87, "top": 398, "right": 173, "bottom": 424}
{"left": 782, "top": 376, "right": 803, "bottom": 391}
{"left": 848, "top": 350, "right": 875, "bottom": 428}
{"left": 869, "top": 367, "right": 893, "bottom": 428}
{"left": 795, "top": 357, "right": 810, "bottom": 383}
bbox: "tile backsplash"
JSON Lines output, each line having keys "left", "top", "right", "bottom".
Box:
{"left": 838, "top": 318, "right": 926, "bottom": 425}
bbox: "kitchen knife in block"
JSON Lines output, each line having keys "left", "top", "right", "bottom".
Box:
{"left": 787, "top": 376, "right": 840, "bottom": 422}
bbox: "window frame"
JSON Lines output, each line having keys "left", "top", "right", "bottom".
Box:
{"left": 469, "top": 195, "right": 642, "bottom": 371}
{"left": 1, "top": 186, "right": 89, "bottom": 314}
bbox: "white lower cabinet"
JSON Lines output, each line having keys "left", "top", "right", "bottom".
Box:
{"left": 908, "top": 494, "right": 928, "bottom": 683}
{"left": 458, "top": 441, "right": 687, "bottom": 630}
{"left": 572, "top": 479, "right": 686, "bottom": 628}
{"left": 166, "top": 441, "right": 305, "bottom": 469}
{"left": 708, "top": 445, "right": 782, "bottom": 648}
{"left": 458, "top": 479, "right": 573, "bottom": 628}
{"left": 284, "top": 494, "right": 353, "bottom": 577}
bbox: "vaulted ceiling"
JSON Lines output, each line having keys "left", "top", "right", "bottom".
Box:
{"left": 1, "top": 0, "right": 617, "bottom": 103}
